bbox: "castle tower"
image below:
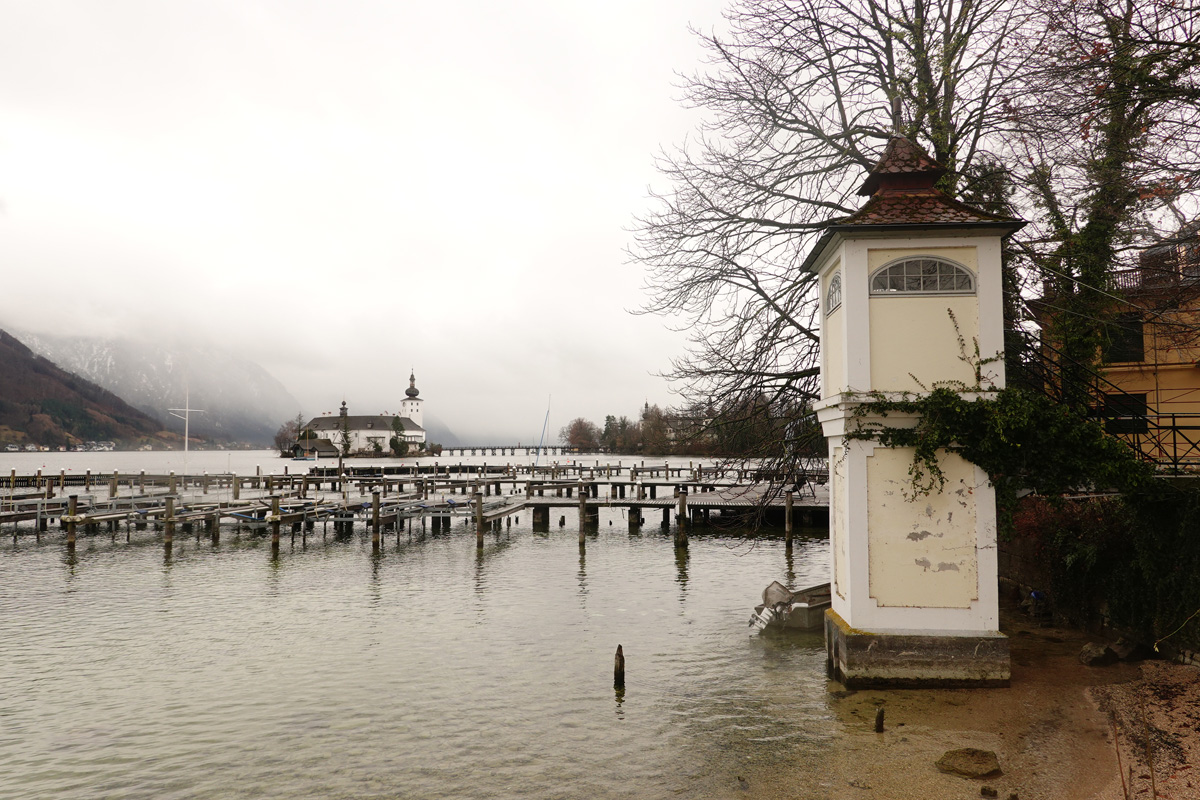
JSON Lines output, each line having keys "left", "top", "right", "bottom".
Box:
{"left": 804, "top": 136, "right": 1024, "bottom": 687}
{"left": 401, "top": 371, "right": 423, "bottom": 429}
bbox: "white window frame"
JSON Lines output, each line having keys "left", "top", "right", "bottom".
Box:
{"left": 869, "top": 256, "right": 976, "bottom": 296}
{"left": 826, "top": 271, "right": 843, "bottom": 314}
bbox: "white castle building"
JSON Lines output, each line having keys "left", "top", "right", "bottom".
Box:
{"left": 303, "top": 372, "right": 426, "bottom": 454}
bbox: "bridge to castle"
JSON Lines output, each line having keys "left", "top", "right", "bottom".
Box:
{"left": 440, "top": 445, "right": 609, "bottom": 457}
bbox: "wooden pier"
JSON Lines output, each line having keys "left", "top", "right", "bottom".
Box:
{"left": 1, "top": 460, "right": 828, "bottom": 552}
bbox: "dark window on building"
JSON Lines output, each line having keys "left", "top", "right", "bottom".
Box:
{"left": 1102, "top": 315, "right": 1144, "bottom": 363}
{"left": 1103, "top": 392, "right": 1149, "bottom": 435}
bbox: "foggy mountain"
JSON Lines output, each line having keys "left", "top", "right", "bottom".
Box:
{"left": 11, "top": 329, "right": 301, "bottom": 445}
{"left": 0, "top": 329, "right": 171, "bottom": 447}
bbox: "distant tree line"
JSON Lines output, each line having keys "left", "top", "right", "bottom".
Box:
{"left": 558, "top": 398, "right": 823, "bottom": 459}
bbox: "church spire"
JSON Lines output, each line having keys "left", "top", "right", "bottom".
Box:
{"left": 405, "top": 371, "right": 420, "bottom": 399}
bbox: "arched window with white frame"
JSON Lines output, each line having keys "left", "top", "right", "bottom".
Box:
{"left": 869, "top": 256, "right": 975, "bottom": 295}
{"left": 826, "top": 271, "right": 842, "bottom": 313}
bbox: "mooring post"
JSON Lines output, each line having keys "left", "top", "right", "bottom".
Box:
{"left": 675, "top": 489, "right": 688, "bottom": 548}
{"left": 66, "top": 494, "right": 78, "bottom": 546}
{"left": 110, "top": 471, "right": 118, "bottom": 499}
{"left": 785, "top": 490, "right": 794, "bottom": 544}
{"left": 614, "top": 644, "right": 625, "bottom": 689}
{"left": 139, "top": 470, "right": 145, "bottom": 494}
{"left": 578, "top": 479, "right": 587, "bottom": 543}
{"left": 474, "top": 491, "right": 485, "bottom": 547}
{"left": 270, "top": 495, "right": 281, "bottom": 550}
{"left": 164, "top": 495, "right": 175, "bottom": 543}
{"left": 233, "top": 475, "right": 240, "bottom": 501}
{"left": 169, "top": 471, "right": 177, "bottom": 494}
{"left": 372, "top": 491, "right": 381, "bottom": 548}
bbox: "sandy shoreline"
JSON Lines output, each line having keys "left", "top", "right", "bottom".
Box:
{"left": 740, "top": 610, "right": 1199, "bottom": 800}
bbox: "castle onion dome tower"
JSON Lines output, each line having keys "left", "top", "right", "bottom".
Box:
{"left": 401, "top": 370, "right": 423, "bottom": 429}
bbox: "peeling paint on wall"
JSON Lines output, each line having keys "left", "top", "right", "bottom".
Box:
{"left": 867, "top": 446, "right": 978, "bottom": 608}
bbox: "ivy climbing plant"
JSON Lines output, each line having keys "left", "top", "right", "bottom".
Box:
{"left": 842, "top": 311, "right": 1153, "bottom": 534}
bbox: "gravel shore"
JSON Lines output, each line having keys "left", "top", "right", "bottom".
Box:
{"left": 740, "top": 610, "right": 1199, "bottom": 800}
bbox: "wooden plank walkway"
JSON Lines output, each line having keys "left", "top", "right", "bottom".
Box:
{"left": 1, "top": 461, "right": 829, "bottom": 551}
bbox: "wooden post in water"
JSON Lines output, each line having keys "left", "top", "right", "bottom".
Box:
{"left": 169, "top": 471, "right": 177, "bottom": 494}
{"left": 139, "top": 470, "right": 145, "bottom": 494}
{"left": 675, "top": 489, "right": 688, "bottom": 548}
{"left": 577, "top": 478, "right": 589, "bottom": 543}
{"left": 164, "top": 496, "right": 175, "bottom": 543}
{"left": 66, "top": 495, "right": 78, "bottom": 546}
{"left": 371, "top": 491, "right": 381, "bottom": 549}
{"left": 474, "top": 491, "right": 484, "bottom": 547}
{"left": 614, "top": 644, "right": 625, "bottom": 689}
{"left": 270, "top": 495, "right": 281, "bottom": 551}
{"left": 233, "top": 475, "right": 240, "bottom": 501}
{"left": 110, "top": 471, "right": 118, "bottom": 499}
{"left": 785, "top": 490, "right": 794, "bottom": 544}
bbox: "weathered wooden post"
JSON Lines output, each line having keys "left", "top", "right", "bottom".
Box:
{"left": 169, "top": 471, "right": 177, "bottom": 494}
{"left": 372, "top": 491, "right": 381, "bottom": 549}
{"left": 203, "top": 472, "right": 210, "bottom": 494}
{"left": 270, "top": 495, "right": 281, "bottom": 552}
{"left": 674, "top": 489, "right": 688, "bottom": 548}
{"left": 66, "top": 495, "right": 78, "bottom": 546}
{"left": 110, "top": 471, "right": 118, "bottom": 499}
{"left": 785, "top": 490, "right": 794, "bottom": 544}
{"left": 164, "top": 496, "right": 175, "bottom": 543}
{"left": 614, "top": 644, "right": 625, "bottom": 689}
{"left": 578, "top": 480, "right": 587, "bottom": 544}
{"left": 475, "top": 491, "right": 484, "bottom": 547}
{"left": 232, "top": 475, "right": 240, "bottom": 501}
{"left": 138, "top": 470, "right": 145, "bottom": 494}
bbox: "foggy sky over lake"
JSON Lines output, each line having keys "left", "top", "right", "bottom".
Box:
{"left": 0, "top": 0, "right": 729, "bottom": 443}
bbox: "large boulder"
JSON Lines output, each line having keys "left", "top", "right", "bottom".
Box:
{"left": 936, "top": 748, "right": 1002, "bottom": 778}
{"left": 1079, "top": 642, "right": 1119, "bottom": 666}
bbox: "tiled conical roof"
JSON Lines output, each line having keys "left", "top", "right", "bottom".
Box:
{"left": 857, "top": 136, "right": 946, "bottom": 196}
{"left": 841, "top": 136, "right": 1016, "bottom": 226}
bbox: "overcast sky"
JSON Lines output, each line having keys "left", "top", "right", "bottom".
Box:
{"left": 0, "top": 0, "right": 730, "bottom": 443}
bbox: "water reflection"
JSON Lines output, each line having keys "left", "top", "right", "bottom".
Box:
{"left": 674, "top": 544, "right": 689, "bottom": 599}
{"left": 577, "top": 541, "right": 588, "bottom": 605}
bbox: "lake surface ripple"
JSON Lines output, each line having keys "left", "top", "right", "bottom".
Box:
{"left": 0, "top": 517, "right": 832, "bottom": 799}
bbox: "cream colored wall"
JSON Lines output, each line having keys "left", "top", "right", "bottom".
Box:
{"left": 866, "top": 447, "right": 979, "bottom": 609}
{"left": 867, "top": 246, "right": 977, "bottom": 272}
{"left": 823, "top": 265, "right": 846, "bottom": 397}
{"left": 867, "top": 247, "right": 981, "bottom": 392}
{"left": 869, "top": 296, "right": 979, "bottom": 391}
{"left": 832, "top": 445, "right": 848, "bottom": 601}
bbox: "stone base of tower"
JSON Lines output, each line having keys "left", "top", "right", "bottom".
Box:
{"left": 824, "top": 609, "right": 1010, "bottom": 689}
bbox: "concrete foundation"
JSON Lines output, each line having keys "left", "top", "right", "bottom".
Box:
{"left": 824, "top": 609, "right": 1009, "bottom": 689}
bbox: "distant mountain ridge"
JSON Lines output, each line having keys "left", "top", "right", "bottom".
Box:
{"left": 0, "top": 329, "right": 171, "bottom": 447}
{"left": 10, "top": 329, "right": 301, "bottom": 445}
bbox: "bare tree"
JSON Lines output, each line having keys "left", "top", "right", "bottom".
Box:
{"left": 634, "top": 0, "right": 1200, "bottom": 476}
{"left": 559, "top": 417, "right": 601, "bottom": 450}
{"left": 633, "top": 0, "right": 1037, "bottom": 476}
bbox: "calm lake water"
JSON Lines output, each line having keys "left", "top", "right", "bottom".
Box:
{"left": 0, "top": 454, "right": 838, "bottom": 799}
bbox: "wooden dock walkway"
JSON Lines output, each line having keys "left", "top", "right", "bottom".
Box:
{"left": 1, "top": 460, "right": 829, "bottom": 552}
